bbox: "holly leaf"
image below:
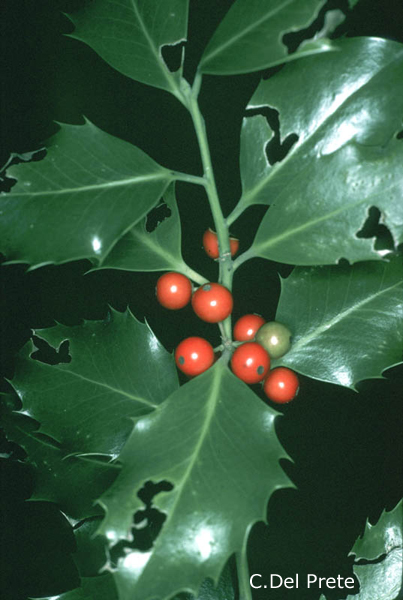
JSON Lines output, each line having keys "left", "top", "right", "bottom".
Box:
{"left": 1, "top": 412, "right": 120, "bottom": 519}
{"left": 200, "top": 0, "right": 335, "bottom": 75}
{"left": 10, "top": 308, "right": 178, "bottom": 457}
{"left": 67, "top": 0, "right": 189, "bottom": 97}
{"left": 273, "top": 258, "right": 403, "bottom": 388}
{"left": 29, "top": 567, "right": 235, "bottom": 600}
{"left": 296, "top": 9, "right": 345, "bottom": 52}
{"left": 99, "top": 183, "right": 189, "bottom": 274}
{"left": 0, "top": 120, "right": 171, "bottom": 268}
{"left": 237, "top": 37, "right": 403, "bottom": 266}
{"left": 71, "top": 518, "right": 236, "bottom": 600}
{"left": 73, "top": 518, "right": 109, "bottom": 577}
{"left": 29, "top": 574, "right": 118, "bottom": 600}
{"left": 178, "top": 559, "right": 237, "bottom": 600}
{"left": 97, "top": 361, "right": 291, "bottom": 600}
{"left": 239, "top": 115, "right": 274, "bottom": 205}
{"left": 347, "top": 500, "right": 403, "bottom": 600}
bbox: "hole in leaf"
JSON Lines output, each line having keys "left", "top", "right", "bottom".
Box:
{"left": 246, "top": 107, "right": 299, "bottom": 166}
{"left": 137, "top": 479, "right": 174, "bottom": 504}
{"left": 396, "top": 130, "right": 403, "bottom": 140}
{"left": 356, "top": 206, "right": 380, "bottom": 239}
{"left": 145, "top": 200, "right": 172, "bottom": 233}
{"left": 282, "top": 0, "right": 348, "bottom": 53}
{"left": 109, "top": 506, "right": 167, "bottom": 566}
{"left": 108, "top": 480, "right": 174, "bottom": 565}
{"left": 161, "top": 42, "right": 186, "bottom": 73}
{"left": 337, "top": 257, "right": 351, "bottom": 268}
{"left": 374, "top": 225, "right": 395, "bottom": 253}
{"left": 31, "top": 336, "right": 71, "bottom": 365}
{"left": 0, "top": 149, "right": 47, "bottom": 193}
{"left": 356, "top": 206, "right": 395, "bottom": 253}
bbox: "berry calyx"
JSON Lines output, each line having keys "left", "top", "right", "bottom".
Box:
{"left": 231, "top": 342, "right": 270, "bottom": 384}
{"left": 191, "top": 282, "right": 233, "bottom": 323}
{"left": 175, "top": 337, "right": 214, "bottom": 377}
{"left": 263, "top": 367, "right": 299, "bottom": 404}
{"left": 156, "top": 272, "right": 192, "bottom": 310}
{"left": 233, "top": 314, "right": 266, "bottom": 342}
{"left": 255, "top": 321, "right": 292, "bottom": 359}
{"left": 202, "top": 228, "right": 239, "bottom": 259}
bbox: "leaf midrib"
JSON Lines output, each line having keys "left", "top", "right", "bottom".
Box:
{"left": 252, "top": 173, "right": 399, "bottom": 257}
{"left": 11, "top": 173, "right": 169, "bottom": 197}
{"left": 289, "top": 272, "right": 402, "bottom": 353}
{"left": 202, "top": 0, "right": 295, "bottom": 66}
{"left": 129, "top": 225, "right": 182, "bottom": 268}
{"left": 130, "top": 0, "right": 178, "bottom": 93}
{"left": 135, "top": 367, "right": 222, "bottom": 583}
{"left": 35, "top": 362, "right": 158, "bottom": 409}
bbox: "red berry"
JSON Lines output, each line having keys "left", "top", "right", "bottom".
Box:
{"left": 191, "top": 282, "right": 233, "bottom": 323}
{"left": 231, "top": 342, "right": 270, "bottom": 384}
{"left": 263, "top": 367, "right": 299, "bottom": 404}
{"left": 156, "top": 272, "right": 192, "bottom": 310}
{"left": 233, "top": 314, "right": 266, "bottom": 342}
{"left": 202, "top": 228, "right": 239, "bottom": 259}
{"left": 175, "top": 337, "right": 214, "bottom": 377}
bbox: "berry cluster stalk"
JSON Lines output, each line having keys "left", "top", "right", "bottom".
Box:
{"left": 182, "top": 71, "right": 234, "bottom": 346}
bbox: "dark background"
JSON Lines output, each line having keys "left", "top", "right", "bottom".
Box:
{"left": 1, "top": 1, "right": 403, "bottom": 599}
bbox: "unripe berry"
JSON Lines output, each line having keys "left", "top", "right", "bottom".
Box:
{"left": 255, "top": 321, "right": 292, "bottom": 359}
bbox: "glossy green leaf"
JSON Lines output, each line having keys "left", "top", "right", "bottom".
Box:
{"left": 97, "top": 361, "right": 290, "bottom": 600}
{"left": 273, "top": 258, "right": 403, "bottom": 388}
{"left": 239, "top": 115, "right": 274, "bottom": 204}
{"left": 30, "top": 574, "right": 118, "bottom": 600}
{"left": 71, "top": 521, "right": 236, "bottom": 600}
{"left": 67, "top": 0, "right": 188, "bottom": 96}
{"left": 238, "top": 37, "right": 403, "bottom": 265}
{"left": 1, "top": 413, "right": 119, "bottom": 519}
{"left": 73, "top": 518, "right": 109, "bottom": 578}
{"left": 351, "top": 500, "right": 403, "bottom": 561}
{"left": 347, "top": 500, "right": 403, "bottom": 600}
{"left": 200, "top": 0, "right": 334, "bottom": 75}
{"left": 0, "top": 120, "right": 171, "bottom": 268}
{"left": 297, "top": 9, "right": 345, "bottom": 52}
{"left": 177, "top": 559, "right": 236, "bottom": 600}
{"left": 99, "top": 183, "right": 188, "bottom": 273}
{"left": 11, "top": 309, "right": 178, "bottom": 457}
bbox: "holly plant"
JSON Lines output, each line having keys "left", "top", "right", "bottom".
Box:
{"left": 0, "top": 1, "right": 402, "bottom": 600}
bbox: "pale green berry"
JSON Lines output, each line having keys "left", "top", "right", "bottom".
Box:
{"left": 255, "top": 321, "right": 292, "bottom": 359}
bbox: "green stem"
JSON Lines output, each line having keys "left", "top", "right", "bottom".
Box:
{"left": 184, "top": 71, "right": 234, "bottom": 341}
{"left": 236, "top": 551, "right": 253, "bottom": 600}
{"left": 181, "top": 263, "right": 208, "bottom": 286}
{"left": 172, "top": 171, "right": 207, "bottom": 188}
{"left": 226, "top": 200, "right": 247, "bottom": 227}
{"left": 233, "top": 247, "right": 254, "bottom": 272}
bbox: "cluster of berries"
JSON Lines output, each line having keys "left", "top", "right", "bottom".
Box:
{"left": 156, "top": 230, "right": 299, "bottom": 404}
